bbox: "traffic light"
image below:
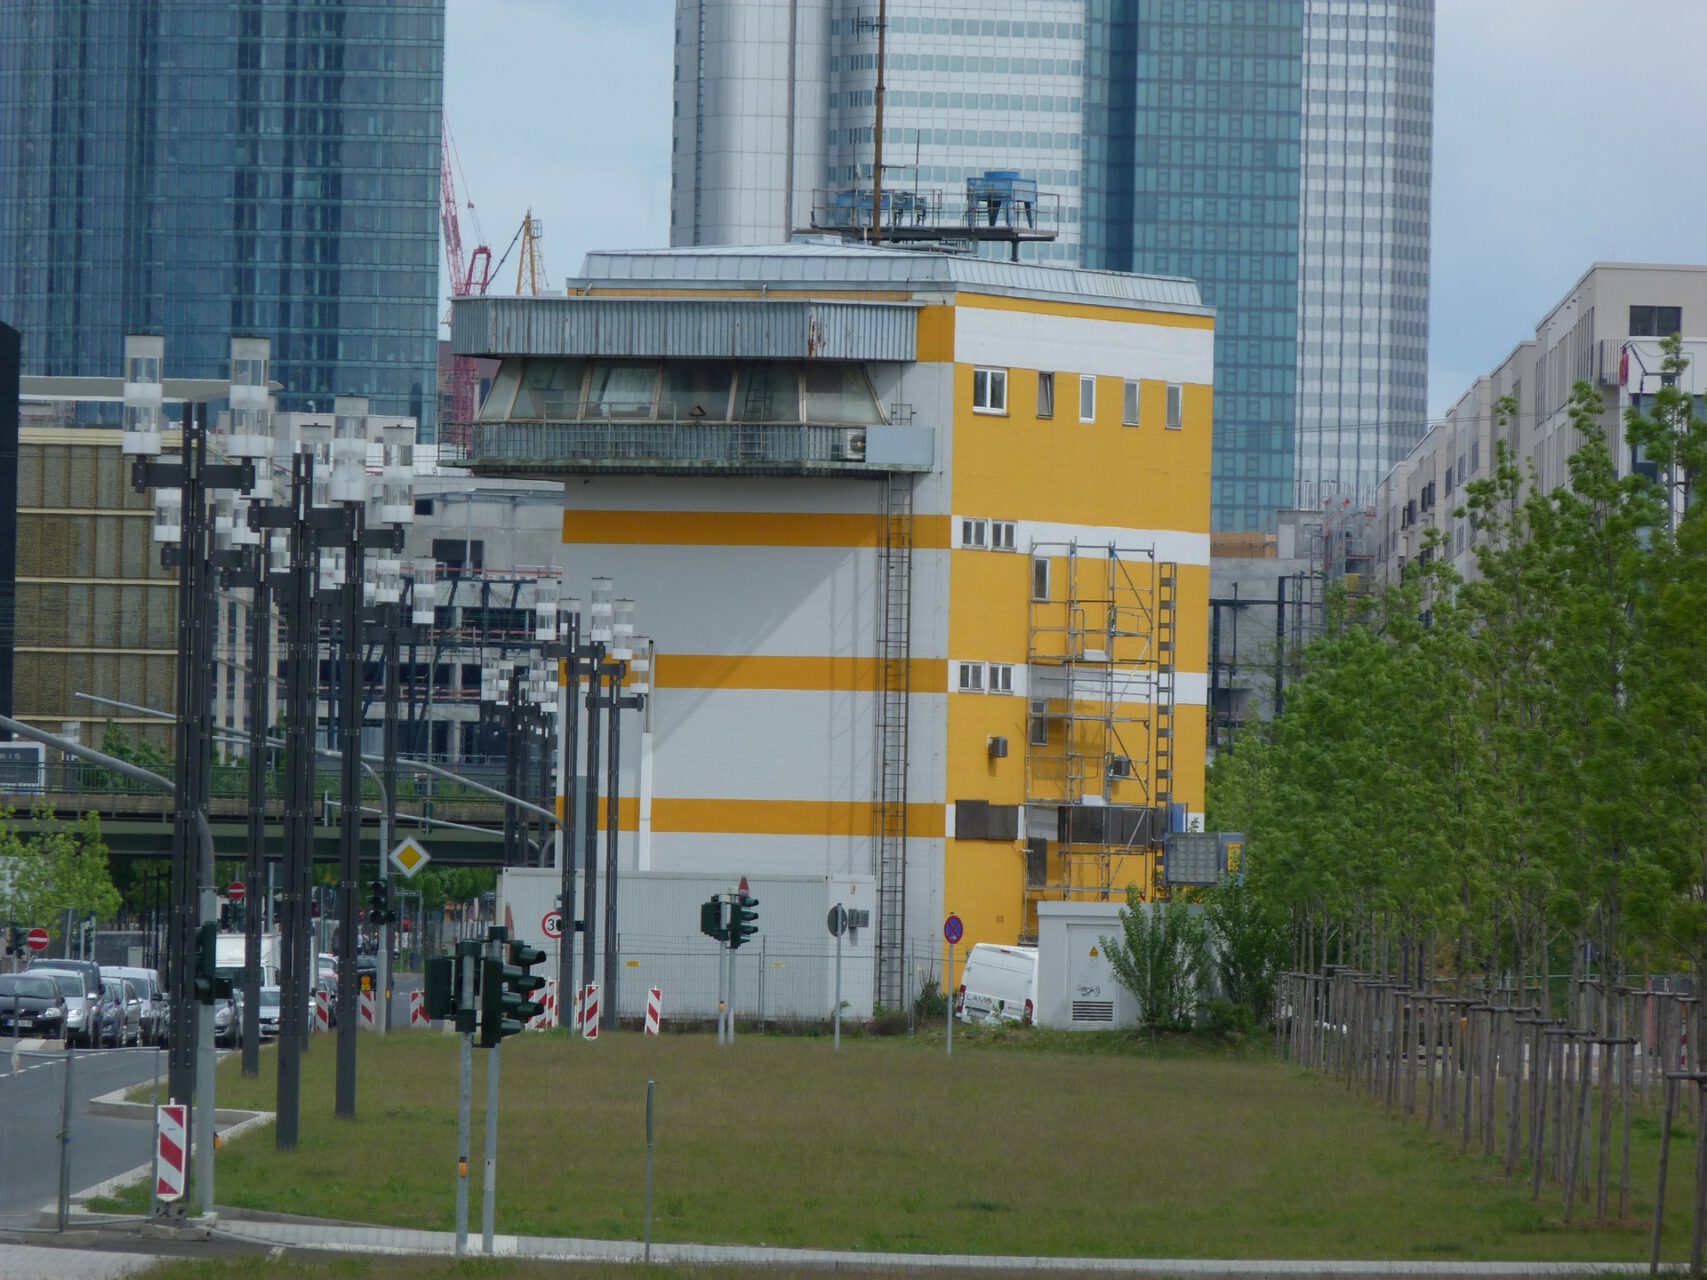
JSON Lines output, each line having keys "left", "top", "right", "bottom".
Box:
{"left": 424, "top": 954, "right": 455, "bottom": 1020}
{"left": 194, "top": 921, "right": 218, "bottom": 1004}
{"left": 699, "top": 897, "right": 727, "bottom": 942}
{"left": 3, "top": 923, "right": 22, "bottom": 957}
{"left": 729, "top": 893, "right": 759, "bottom": 950}
{"left": 367, "top": 879, "right": 396, "bottom": 926}
{"left": 478, "top": 939, "right": 545, "bottom": 1048}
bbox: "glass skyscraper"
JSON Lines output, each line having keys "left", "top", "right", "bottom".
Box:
{"left": 1085, "top": 0, "right": 1304, "bottom": 534}
{"left": 1294, "top": 0, "right": 1433, "bottom": 512}
{"left": 0, "top": 0, "right": 443, "bottom": 436}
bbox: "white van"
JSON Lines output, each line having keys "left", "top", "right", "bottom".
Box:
{"left": 955, "top": 943, "right": 1039, "bottom": 1025}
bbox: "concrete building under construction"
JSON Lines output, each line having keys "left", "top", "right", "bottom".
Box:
{"left": 450, "top": 243, "right": 1213, "bottom": 1002}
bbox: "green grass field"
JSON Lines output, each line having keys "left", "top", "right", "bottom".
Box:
{"left": 107, "top": 1025, "right": 1699, "bottom": 1264}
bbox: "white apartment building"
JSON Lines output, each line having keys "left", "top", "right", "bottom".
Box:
{"left": 1377, "top": 263, "right": 1707, "bottom": 586}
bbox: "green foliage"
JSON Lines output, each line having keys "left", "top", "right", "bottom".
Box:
{"left": 1102, "top": 888, "right": 1207, "bottom": 1032}
{"left": 1203, "top": 874, "right": 1287, "bottom": 1023}
{"left": 1218, "top": 357, "right": 1707, "bottom": 1015}
{"left": 912, "top": 977, "right": 949, "bottom": 1019}
{"left": 0, "top": 805, "right": 122, "bottom": 935}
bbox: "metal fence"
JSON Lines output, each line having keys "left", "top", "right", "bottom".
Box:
{"left": 0, "top": 1044, "right": 165, "bottom": 1233}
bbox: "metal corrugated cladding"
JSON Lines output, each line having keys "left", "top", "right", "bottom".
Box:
{"left": 452, "top": 296, "right": 918, "bottom": 362}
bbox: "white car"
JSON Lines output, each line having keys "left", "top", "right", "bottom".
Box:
{"left": 955, "top": 944, "right": 1040, "bottom": 1026}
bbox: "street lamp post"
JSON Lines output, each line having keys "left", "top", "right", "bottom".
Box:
{"left": 124, "top": 334, "right": 257, "bottom": 1215}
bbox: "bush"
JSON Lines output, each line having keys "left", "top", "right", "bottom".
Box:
{"left": 913, "top": 978, "right": 949, "bottom": 1020}
{"left": 1202, "top": 998, "right": 1257, "bottom": 1037}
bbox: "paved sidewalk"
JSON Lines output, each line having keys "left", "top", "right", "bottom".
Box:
{"left": 0, "top": 1242, "right": 157, "bottom": 1279}
{"left": 209, "top": 1220, "right": 1672, "bottom": 1276}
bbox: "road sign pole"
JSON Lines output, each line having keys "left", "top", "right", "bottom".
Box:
{"left": 57, "top": 1045, "right": 74, "bottom": 1231}
{"left": 835, "top": 925, "right": 843, "bottom": 1051}
{"left": 946, "top": 941, "right": 954, "bottom": 1058}
{"left": 644, "top": 1078, "right": 656, "bottom": 1264}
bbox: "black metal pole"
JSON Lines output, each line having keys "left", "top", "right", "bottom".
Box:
{"left": 381, "top": 602, "right": 400, "bottom": 1028}
{"left": 580, "top": 655, "right": 603, "bottom": 999}
{"left": 275, "top": 452, "right": 317, "bottom": 1149}
{"left": 165, "top": 402, "right": 200, "bottom": 1122}
{"left": 557, "top": 621, "right": 580, "bottom": 1004}
{"left": 601, "top": 671, "right": 622, "bottom": 1032}
{"left": 241, "top": 550, "right": 270, "bottom": 1076}
{"left": 335, "top": 503, "right": 363, "bottom": 1119}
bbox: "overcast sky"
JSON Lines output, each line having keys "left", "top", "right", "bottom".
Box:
{"left": 444, "top": 0, "right": 1707, "bottom": 421}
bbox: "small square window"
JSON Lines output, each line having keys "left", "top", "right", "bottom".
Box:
{"left": 1037, "top": 371, "right": 1055, "bottom": 419}
{"left": 959, "top": 517, "right": 988, "bottom": 548}
{"left": 991, "top": 519, "right": 1017, "bottom": 551}
{"left": 1079, "top": 375, "right": 1096, "bottom": 422}
{"left": 957, "top": 661, "right": 984, "bottom": 692}
{"left": 1032, "top": 556, "right": 1051, "bottom": 601}
{"left": 1123, "top": 379, "right": 1140, "bottom": 426}
{"left": 973, "top": 367, "right": 1008, "bottom": 414}
{"left": 1166, "top": 383, "right": 1183, "bottom": 429}
{"left": 987, "top": 663, "right": 1014, "bottom": 694}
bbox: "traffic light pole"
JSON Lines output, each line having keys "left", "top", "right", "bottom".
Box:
{"left": 380, "top": 603, "right": 401, "bottom": 1035}
{"left": 335, "top": 502, "right": 364, "bottom": 1120}
{"left": 241, "top": 546, "right": 271, "bottom": 1077}
{"left": 454, "top": 949, "right": 475, "bottom": 1256}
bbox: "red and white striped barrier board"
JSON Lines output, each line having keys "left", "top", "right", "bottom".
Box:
{"left": 314, "top": 990, "right": 332, "bottom": 1033}
{"left": 359, "top": 990, "right": 375, "bottom": 1030}
{"left": 644, "top": 987, "right": 663, "bottom": 1036}
{"left": 409, "top": 989, "right": 429, "bottom": 1027}
{"left": 581, "top": 984, "right": 600, "bottom": 1040}
{"left": 530, "top": 978, "right": 558, "bottom": 1030}
{"left": 155, "top": 1104, "right": 187, "bottom": 1203}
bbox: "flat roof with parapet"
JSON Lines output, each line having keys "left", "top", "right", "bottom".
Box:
{"left": 569, "top": 242, "right": 1210, "bottom": 316}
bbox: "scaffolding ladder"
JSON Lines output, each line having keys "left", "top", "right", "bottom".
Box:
{"left": 1153, "top": 561, "right": 1177, "bottom": 821}
{"left": 874, "top": 472, "right": 914, "bottom": 1008}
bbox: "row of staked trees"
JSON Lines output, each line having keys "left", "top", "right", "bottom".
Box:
{"left": 1210, "top": 337, "right": 1707, "bottom": 1026}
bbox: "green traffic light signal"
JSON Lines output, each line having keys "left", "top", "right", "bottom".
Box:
{"left": 729, "top": 894, "right": 759, "bottom": 950}
{"left": 478, "top": 942, "right": 546, "bottom": 1048}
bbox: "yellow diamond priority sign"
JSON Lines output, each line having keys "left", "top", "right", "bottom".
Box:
{"left": 389, "top": 836, "right": 431, "bottom": 879}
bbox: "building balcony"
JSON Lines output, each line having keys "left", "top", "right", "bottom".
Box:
{"left": 446, "top": 417, "right": 934, "bottom": 479}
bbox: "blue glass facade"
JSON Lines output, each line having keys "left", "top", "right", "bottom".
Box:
{"left": 0, "top": 0, "right": 443, "bottom": 437}
{"left": 1085, "top": 0, "right": 1304, "bottom": 533}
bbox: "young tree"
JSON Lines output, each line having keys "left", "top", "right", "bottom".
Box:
{"left": 1102, "top": 888, "right": 1207, "bottom": 1032}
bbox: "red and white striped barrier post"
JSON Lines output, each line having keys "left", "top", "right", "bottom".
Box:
{"left": 581, "top": 984, "right": 600, "bottom": 1040}
{"left": 644, "top": 987, "right": 663, "bottom": 1036}
{"left": 359, "top": 989, "right": 376, "bottom": 1030}
{"left": 155, "top": 1104, "right": 187, "bottom": 1203}
{"left": 532, "top": 978, "right": 558, "bottom": 1030}
{"left": 314, "top": 990, "right": 332, "bottom": 1033}
{"left": 571, "top": 985, "right": 583, "bottom": 1033}
{"left": 409, "top": 989, "right": 429, "bottom": 1028}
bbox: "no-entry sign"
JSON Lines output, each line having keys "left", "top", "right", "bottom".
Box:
{"left": 25, "top": 927, "right": 49, "bottom": 953}
{"left": 227, "top": 881, "right": 246, "bottom": 903}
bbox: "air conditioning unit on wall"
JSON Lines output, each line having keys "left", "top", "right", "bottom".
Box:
{"left": 987, "top": 735, "right": 1009, "bottom": 759}
{"left": 836, "top": 430, "right": 867, "bottom": 461}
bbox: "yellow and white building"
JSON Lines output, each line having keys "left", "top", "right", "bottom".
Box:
{"left": 453, "top": 244, "right": 1213, "bottom": 1002}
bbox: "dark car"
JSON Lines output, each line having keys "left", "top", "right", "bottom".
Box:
{"left": 0, "top": 973, "right": 68, "bottom": 1039}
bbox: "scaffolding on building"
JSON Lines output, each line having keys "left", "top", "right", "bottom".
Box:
{"left": 1023, "top": 541, "right": 1176, "bottom": 921}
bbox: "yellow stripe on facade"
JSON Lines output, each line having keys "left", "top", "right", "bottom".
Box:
{"left": 956, "top": 291, "right": 1215, "bottom": 330}
{"left": 651, "top": 798, "right": 945, "bottom": 839}
{"left": 655, "top": 654, "right": 949, "bottom": 694}
{"left": 564, "top": 509, "right": 952, "bottom": 550}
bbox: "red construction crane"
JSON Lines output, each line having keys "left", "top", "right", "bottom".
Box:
{"left": 440, "top": 115, "right": 493, "bottom": 447}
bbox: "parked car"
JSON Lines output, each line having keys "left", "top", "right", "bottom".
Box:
{"left": 0, "top": 973, "right": 68, "bottom": 1039}
{"left": 213, "top": 993, "right": 243, "bottom": 1048}
{"left": 955, "top": 943, "right": 1039, "bottom": 1026}
{"left": 316, "top": 953, "right": 338, "bottom": 982}
{"left": 29, "top": 968, "right": 98, "bottom": 1047}
{"left": 107, "top": 966, "right": 167, "bottom": 1046}
{"left": 311, "top": 974, "right": 338, "bottom": 1029}
{"left": 256, "top": 986, "right": 282, "bottom": 1039}
{"left": 96, "top": 978, "right": 143, "bottom": 1047}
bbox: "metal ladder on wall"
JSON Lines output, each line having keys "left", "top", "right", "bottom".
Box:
{"left": 875, "top": 472, "right": 914, "bottom": 1009}
{"left": 1153, "top": 562, "right": 1178, "bottom": 818}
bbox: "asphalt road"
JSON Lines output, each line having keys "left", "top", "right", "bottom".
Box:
{"left": 0, "top": 1038, "right": 166, "bottom": 1228}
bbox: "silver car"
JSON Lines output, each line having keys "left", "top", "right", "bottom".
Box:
{"left": 97, "top": 979, "right": 143, "bottom": 1047}
{"left": 30, "top": 969, "right": 96, "bottom": 1048}
{"left": 107, "top": 966, "right": 167, "bottom": 1046}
